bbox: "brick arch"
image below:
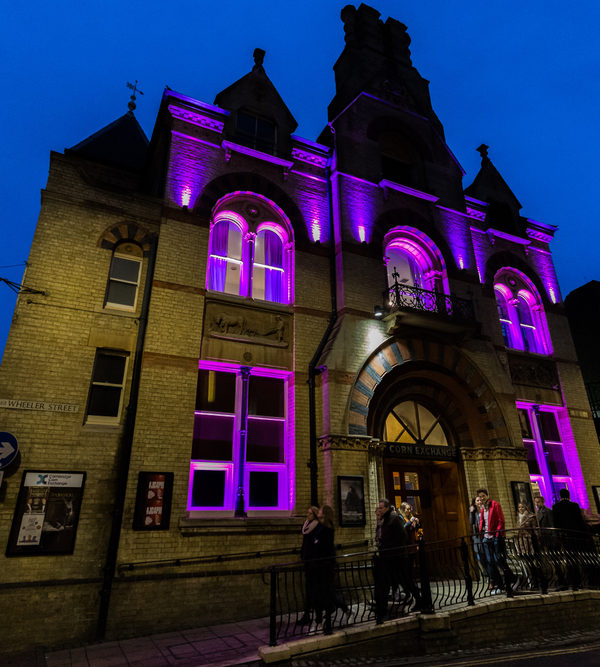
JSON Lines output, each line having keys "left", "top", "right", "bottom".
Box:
{"left": 98, "top": 222, "right": 154, "bottom": 255}
{"left": 348, "top": 338, "right": 510, "bottom": 449}
{"left": 484, "top": 250, "right": 549, "bottom": 305}
{"left": 193, "top": 172, "right": 307, "bottom": 240}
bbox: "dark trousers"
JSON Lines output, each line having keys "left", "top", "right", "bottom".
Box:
{"left": 483, "top": 537, "right": 513, "bottom": 590}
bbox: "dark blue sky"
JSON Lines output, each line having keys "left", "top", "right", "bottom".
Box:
{"left": 1, "top": 1, "right": 599, "bottom": 357}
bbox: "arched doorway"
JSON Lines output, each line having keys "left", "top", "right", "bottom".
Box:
{"left": 381, "top": 398, "right": 462, "bottom": 543}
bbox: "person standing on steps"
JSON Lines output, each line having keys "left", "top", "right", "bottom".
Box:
{"left": 477, "top": 488, "right": 514, "bottom": 594}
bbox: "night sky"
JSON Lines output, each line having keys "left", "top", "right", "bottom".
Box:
{"left": 1, "top": 1, "right": 599, "bottom": 357}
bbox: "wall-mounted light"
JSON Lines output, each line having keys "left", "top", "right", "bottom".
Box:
{"left": 374, "top": 304, "right": 384, "bottom": 319}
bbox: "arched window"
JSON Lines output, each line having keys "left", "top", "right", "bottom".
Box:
{"left": 105, "top": 242, "right": 143, "bottom": 310}
{"left": 206, "top": 195, "right": 293, "bottom": 305}
{"left": 383, "top": 227, "right": 448, "bottom": 314}
{"left": 253, "top": 227, "right": 285, "bottom": 303}
{"left": 207, "top": 217, "right": 244, "bottom": 295}
{"left": 383, "top": 400, "right": 449, "bottom": 446}
{"left": 493, "top": 269, "right": 551, "bottom": 354}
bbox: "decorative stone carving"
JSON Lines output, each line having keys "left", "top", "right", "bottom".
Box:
{"left": 507, "top": 354, "right": 559, "bottom": 390}
{"left": 460, "top": 446, "right": 528, "bottom": 462}
{"left": 319, "top": 434, "right": 377, "bottom": 452}
{"left": 206, "top": 302, "right": 289, "bottom": 348}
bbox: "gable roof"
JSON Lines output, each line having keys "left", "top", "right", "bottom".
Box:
{"left": 67, "top": 111, "right": 149, "bottom": 171}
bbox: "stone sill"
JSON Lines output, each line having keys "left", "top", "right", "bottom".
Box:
{"left": 179, "top": 516, "right": 301, "bottom": 536}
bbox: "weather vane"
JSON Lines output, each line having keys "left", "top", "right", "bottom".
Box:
{"left": 126, "top": 80, "right": 144, "bottom": 112}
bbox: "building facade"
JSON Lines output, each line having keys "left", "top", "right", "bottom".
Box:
{"left": 1, "top": 2, "right": 599, "bottom": 652}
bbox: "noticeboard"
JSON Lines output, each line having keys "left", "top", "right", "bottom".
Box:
{"left": 6, "top": 471, "right": 86, "bottom": 557}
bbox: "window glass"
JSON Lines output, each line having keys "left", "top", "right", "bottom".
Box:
{"left": 518, "top": 409, "right": 533, "bottom": 439}
{"left": 249, "top": 471, "right": 279, "bottom": 507}
{"left": 106, "top": 245, "right": 142, "bottom": 309}
{"left": 207, "top": 220, "right": 243, "bottom": 295}
{"left": 248, "top": 376, "right": 284, "bottom": 416}
{"left": 386, "top": 246, "right": 423, "bottom": 289}
{"left": 196, "top": 370, "right": 236, "bottom": 413}
{"left": 192, "top": 414, "right": 234, "bottom": 461}
{"left": 538, "top": 411, "right": 561, "bottom": 442}
{"left": 383, "top": 400, "right": 448, "bottom": 446}
{"left": 253, "top": 229, "right": 285, "bottom": 302}
{"left": 523, "top": 441, "right": 540, "bottom": 475}
{"left": 191, "top": 470, "right": 226, "bottom": 507}
{"left": 546, "top": 444, "right": 568, "bottom": 476}
{"left": 87, "top": 351, "right": 127, "bottom": 420}
{"left": 247, "top": 418, "right": 285, "bottom": 462}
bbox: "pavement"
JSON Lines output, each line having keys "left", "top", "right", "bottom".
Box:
{"left": 43, "top": 617, "right": 272, "bottom": 667}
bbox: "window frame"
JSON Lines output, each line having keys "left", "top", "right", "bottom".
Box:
{"left": 188, "top": 361, "right": 292, "bottom": 514}
{"left": 493, "top": 271, "right": 552, "bottom": 355}
{"left": 205, "top": 200, "right": 293, "bottom": 305}
{"left": 104, "top": 244, "right": 143, "bottom": 312}
{"left": 85, "top": 349, "right": 129, "bottom": 425}
{"left": 517, "top": 403, "right": 572, "bottom": 503}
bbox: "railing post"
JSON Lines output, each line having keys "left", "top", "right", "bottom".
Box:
{"left": 417, "top": 537, "right": 434, "bottom": 613}
{"left": 269, "top": 567, "right": 278, "bottom": 647}
{"left": 460, "top": 538, "right": 475, "bottom": 606}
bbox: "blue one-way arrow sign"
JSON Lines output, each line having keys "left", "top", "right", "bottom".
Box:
{"left": 0, "top": 432, "right": 19, "bottom": 469}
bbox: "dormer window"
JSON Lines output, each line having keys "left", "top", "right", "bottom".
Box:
{"left": 235, "top": 111, "right": 276, "bottom": 153}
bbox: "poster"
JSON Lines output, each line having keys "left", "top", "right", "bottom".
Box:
{"left": 337, "top": 475, "right": 366, "bottom": 527}
{"left": 7, "top": 471, "right": 86, "bottom": 557}
{"left": 132, "top": 472, "right": 173, "bottom": 531}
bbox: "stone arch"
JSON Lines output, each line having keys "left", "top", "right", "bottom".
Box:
{"left": 193, "top": 172, "right": 308, "bottom": 241}
{"left": 484, "top": 250, "right": 549, "bottom": 306}
{"left": 348, "top": 337, "right": 510, "bottom": 449}
{"left": 98, "top": 222, "right": 154, "bottom": 255}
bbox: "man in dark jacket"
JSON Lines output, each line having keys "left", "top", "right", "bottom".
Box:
{"left": 374, "top": 498, "right": 421, "bottom": 623}
{"left": 552, "top": 488, "right": 591, "bottom": 589}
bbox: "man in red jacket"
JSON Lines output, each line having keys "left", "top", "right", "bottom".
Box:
{"left": 477, "top": 488, "right": 514, "bottom": 595}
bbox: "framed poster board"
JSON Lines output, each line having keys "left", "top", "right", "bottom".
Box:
{"left": 591, "top": 486, "right": 600, "bottom": 514}
{"left": 337, "top": 475, "right": 366, "bottom": 527}
{"left": 510, "top": 480, "right": 534, "bottom": 514}
{"left": 132, "top": 472, "right": 174, "bottom": 531}
{"left": 6, "top": 470, "right": 86, "bottom": 557}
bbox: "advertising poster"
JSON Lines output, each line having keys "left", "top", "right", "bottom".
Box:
{"left": 132, "top": 472, "right": 173, "bottom": 531}
{"left": 338, "top": 475, "right": 366, "bottom": 527}
{"left": 7, "top": 471, "right": 86, "bottom": 557}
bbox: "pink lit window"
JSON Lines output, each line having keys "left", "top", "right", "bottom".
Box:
{"left": 189, "top": 364, "right": 291, "bottom": 512}
{"left": 253, "top": 229, "right": 285, "bottom": 303}
{"left": 207, "top": 219, "right": 243, "bottom": 295}
{"left": 493, "top": 271, "right": 551, "bottom": 355}
{"left": 517, "top": 404, "right": 573, "bottom": 505}
{"left": 206, "top": 200, "right": 292, "bottom": 305}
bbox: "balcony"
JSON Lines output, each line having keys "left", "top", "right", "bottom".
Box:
{"left": 381, "top": 281, "right": 476, "bottom": 336}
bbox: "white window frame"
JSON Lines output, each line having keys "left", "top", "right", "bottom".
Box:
{"left": 105, "top": 246, "right": 142, "bottom": 311}
{"left": 188, "top": 362, "right": 292, "bottom": 515}
{"left": 85, "top": 350, "right": 129, "bottom": 425}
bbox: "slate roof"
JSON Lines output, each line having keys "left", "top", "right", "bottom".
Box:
{"left": 67, "top": 111, "right": 149, "bottom": 171}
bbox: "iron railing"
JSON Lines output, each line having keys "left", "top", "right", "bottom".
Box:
{"left": 265, "top": 528, "right": 600, "bottom": 646}
{"left": 384, "top": 281, "right": 475, "bottom": 321}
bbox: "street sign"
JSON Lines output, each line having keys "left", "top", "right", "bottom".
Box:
{"left": 0, "top": 432, "right": 19, "bottom": 469}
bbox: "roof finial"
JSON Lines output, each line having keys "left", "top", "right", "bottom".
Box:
{"left": 126, "top": 80, "right": 144, "bottom": 112}
{"left": 253, "top": 48, "right": 266, "bottom": 69}
{"left": 476, "top": 143, "right": 490, "bottom": 163}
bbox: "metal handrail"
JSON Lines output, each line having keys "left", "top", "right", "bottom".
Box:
{"left": 383, "top": 280, "right": 475, "bottom": 321}
{"left": 265, "top": 527, "right": 600, "bottom": 646}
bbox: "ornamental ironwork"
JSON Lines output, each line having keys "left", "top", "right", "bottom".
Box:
{"left": 383, "top": 279, "right": 475, "bottom": 321}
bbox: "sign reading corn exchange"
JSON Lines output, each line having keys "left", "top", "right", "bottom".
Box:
{"left": 383, "top": 442, "right": 458, "bottom": 461}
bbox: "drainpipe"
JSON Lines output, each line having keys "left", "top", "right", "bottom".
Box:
{"left": 307, "top": 124, "right": 339, "bottom": 506}
{"left": 97, "top": 233, "right": 158, "bottom": 640}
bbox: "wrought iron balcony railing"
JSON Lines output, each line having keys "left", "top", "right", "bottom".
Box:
{"left": 384, "top": 281, "right": 475, "bottom": 322}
